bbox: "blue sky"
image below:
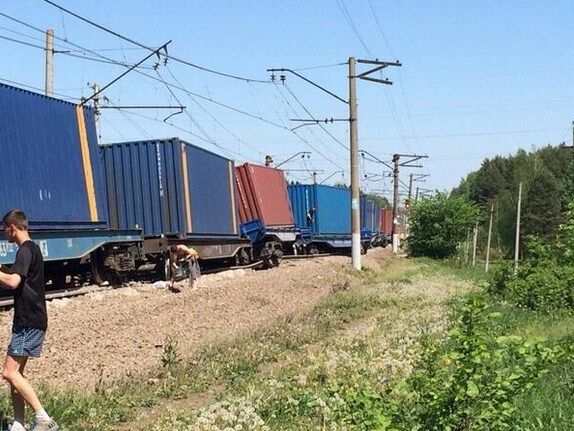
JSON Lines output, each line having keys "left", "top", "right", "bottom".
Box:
{"left": 1, "top": 1, "right": 573, "bottom": 200}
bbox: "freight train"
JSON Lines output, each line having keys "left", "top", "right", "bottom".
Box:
{"left": 0, "top": 82, "right": 386, "bottom": 287}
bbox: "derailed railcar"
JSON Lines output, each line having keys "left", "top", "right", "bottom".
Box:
{"left": 288, "top": 184, "right": 371, "bottom": 254}
{"left": 0, "top": 83, "right": 140, "bottom": 286}
{"left": 102, "top": 138, "right": 251, "bottom": 270}
{"left": 235, "top": 163, "right": 299, "bottom": 266}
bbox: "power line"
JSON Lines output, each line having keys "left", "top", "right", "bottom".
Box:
{"left": 0, "top": 32, "right": 155, "bottom": 68}
{"left": 283, "top": 83, "right": 349, "bottom": 150}
{"left": 273, "top": 83, "right": 346, "bottom": 169}
{"left": 165, "top": 66, "right": 264, "bottom": 157}
{"left": 0, "top": 12, "right": 151, "bottom": 70}
{"left": 41, "top": 0, "right": 269, "bottom": 83}
{"left": 367, "top": 0, "right": 421, "bottom": 151}
{"left": 293, "top": 61, "right": 347, "bottom": 71}
{"left": 334, "top": 0, "right": 372, "bottom": 56}
{"left": 0, "top": 76, "right": 78, "bottom": 101}
{"left": 0, "top": 10, "right": 329, "bottom": 159}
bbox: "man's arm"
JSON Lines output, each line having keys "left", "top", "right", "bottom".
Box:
{"left": 0, "top": 270, "right": 22, "bottom": 290}
{"left": 2, "top": 246, "right": 32, "bottom": 290}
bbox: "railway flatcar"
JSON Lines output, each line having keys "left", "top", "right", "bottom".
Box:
{"left": 288, "top": 183, "right": 371, "bottom": 254}
{"left": 235, "top": 163, "right": 301, "bottom": 266}
{"left": 0, "top": 83, "right": 140, "bottom": 287}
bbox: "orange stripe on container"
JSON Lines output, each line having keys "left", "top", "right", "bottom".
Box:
{"left": 181, "top": 143, "right": 192, "bottom": 232}
{"left": 228, "top": 161, "right": 238, "bottom": 233}
{"left": 75, "top": 105, "right": 98, "bottom": 221}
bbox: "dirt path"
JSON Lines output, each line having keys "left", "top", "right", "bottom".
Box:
{"left": 0, "top": 249, "right": 389, "bottom": 390}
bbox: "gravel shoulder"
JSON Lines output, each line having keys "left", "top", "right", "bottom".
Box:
{"left": 0, "top": 249, "right": 389, "bottom": 390}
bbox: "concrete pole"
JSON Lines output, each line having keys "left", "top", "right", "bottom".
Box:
{"left": 471, "top": 222, "right": 478, "bottom": 266}
{"left": 485, "top": 203, "right": 494, "bottom": 272}
{"left": 349, "top": 57, "right": 361, "bottom": 269}
{"left": 408, "top": 173, "right": 413, "bottom": 204}
{"left": 514, "top": 182, "right": 522, "bottom": 274}
{"left": 392, "top": 154, "right": 400, "bottom": 253}
{"left": 45, "top": 29, "right": 54, "bottom": 97}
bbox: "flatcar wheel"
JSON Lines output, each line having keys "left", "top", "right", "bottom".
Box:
{"left": 270, "top": 248, "right": 283, "bottom": 267}
{"left": 90, "top": 250, "right": 119, "bottom": 286}
{"left": 308, "top": 245, "right": 320, "bottom": 256}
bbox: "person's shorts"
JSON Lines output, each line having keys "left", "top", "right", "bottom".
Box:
{"left": 8, "top": 326, "right": 45, "bottom": 358}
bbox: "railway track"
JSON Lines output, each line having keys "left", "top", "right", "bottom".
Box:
{"left": 0, "top": 254, "right": 337, "bottom": 308}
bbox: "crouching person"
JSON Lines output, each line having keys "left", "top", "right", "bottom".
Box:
{"left": 169, "top": 244, "right": 200, "bottom": 292}
{"left": 0, "top": 210, "right": 58, "bottom": 431}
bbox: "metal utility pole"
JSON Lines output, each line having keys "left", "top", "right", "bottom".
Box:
{"left": 44, "top": 29, "right": 54, "bottom": 97}
{"left": 485, "top": 203, "right": 494, "bottom": 272}
{"left": 472, "top": 222, "right": 478, "bottom": 266}
{"left": 392, "top": 154, "right": 400, "bottom": 253}
{"left": 408, "top": 173, "right": 429, "bottom": 203}
{"left": 312, "top": 171, "right": 318, "bottom": 184}
{"left": 268, "top": 58, "right": 401, "bottom": 270}
{"left": 415, "top": 187, "right": 419, "bottom": 202}
{"left": 91, "top": 83, "right": 100, "bottom": 122}
{"left": 514, "top": 182, "right": 523, "bottom": 274}
{"left": 390, "top": 153, "right": 428, "bottom": 253}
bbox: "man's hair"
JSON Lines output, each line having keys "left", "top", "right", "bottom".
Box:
{"left": 2, "top": 209, "right": 28, "bottom": 230}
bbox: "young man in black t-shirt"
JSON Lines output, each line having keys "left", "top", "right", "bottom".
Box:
{"left": 0, "top": 210, "right": 58, "bottom": 431}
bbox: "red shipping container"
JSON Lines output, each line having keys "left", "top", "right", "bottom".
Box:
{"left": 380, "top": 209, "right": 393, "bottom": 237}
{"left": 235, "top": 163, "right": 294, "bottom": 227}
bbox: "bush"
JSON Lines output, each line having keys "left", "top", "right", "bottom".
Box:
{"left": 390, "top": 295, "right": 564, "bottom": 431}
{"left": 487, "top": 204, "right": 574, "bottom": 312}
{"left": 407, "top": 193, "right": 480, "bottom": 259}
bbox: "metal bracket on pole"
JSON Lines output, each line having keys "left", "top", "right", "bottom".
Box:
{"left": 81, "top": 41, "right": 171, "bottom": 106}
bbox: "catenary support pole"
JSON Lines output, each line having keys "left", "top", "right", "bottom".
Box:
{"left": 349, "top": 57, "right": 361, "bottom": 270}
{"left": 408, "top": 173, "right": 413, "bottom": 203}
{"left": 485, "top": 203, "right": 494, "bottom": 272}
{"left": 45, "top": 29, "right": 54, "bottom": 97}
{"left": 472, "top": 221, "right": 478, "bottom": 267}
{"left": 514, "top": 182, "right": 522, "bottom": 274}
{"left": 392, "top": 154, "right": 400, "bottom": 253}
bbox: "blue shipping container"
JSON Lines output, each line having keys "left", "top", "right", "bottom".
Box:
{"left": 0, "top": 83, "right": 108, "bottom": 229}
{"left": 288, "top": 184, "right": 351, "bottom": 235}
{"left": 361, "top": 198, "right": 380, "bottom": 233}
{"left": 102, "top": 138, "right": 239, "bottom": 237}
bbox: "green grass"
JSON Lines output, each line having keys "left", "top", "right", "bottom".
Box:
{"left": 512, "top": 358, "right": 574, "bottom": 431}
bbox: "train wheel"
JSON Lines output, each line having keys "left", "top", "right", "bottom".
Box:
{"left": 90, "top": 250, "right": 120, "bottom": 286}
{"left": 235, "top": 248, "right": 250, "bottom": 266}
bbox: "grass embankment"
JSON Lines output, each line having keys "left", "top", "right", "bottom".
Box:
{"left": 0, "top": 257, "right": 571, "bottom": 430}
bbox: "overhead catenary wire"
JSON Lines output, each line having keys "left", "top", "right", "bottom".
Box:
{"left": 0, "top": 12, "right": 154, "bottom": 70}
{"left": 41, "top": 0, "right": 269, "bottom": 83}
{"left": 163, "top": 65, "right": 265, "bottom": 158}
{"left": 334, "top": 0, "right": 372, "bottom": 56}
{"left": 0, "top": 11, "right": 313, "bottom": 154}
{"left": 283, "top": 83, "right": 349, "bottom": 151}
{"left": 367, "top": 0, "right": 421, "bottom": 151}
{"left": 0, "top": 76, "right": 78, "bottom": 101}
{"left": 0, "top": 33, "right": 155, "bottom": 68}
{"left": 152, "top": 68, "right": 239, "bottom": 160}
{"left": 272, "top": 82, "right": 346, "bottom": 170}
